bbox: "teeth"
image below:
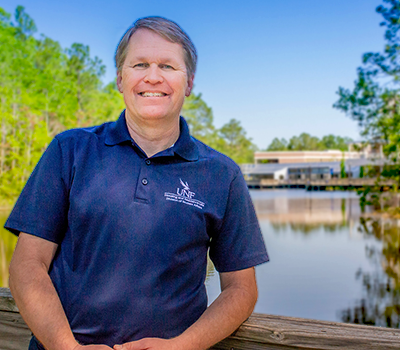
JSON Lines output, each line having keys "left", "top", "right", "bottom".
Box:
{"left": 141, "top": 92, "right": 165, "bottom": 97}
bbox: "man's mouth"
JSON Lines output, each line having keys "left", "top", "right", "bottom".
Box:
{"left": 139, "top": 92, "right": 167, "bottom": 97}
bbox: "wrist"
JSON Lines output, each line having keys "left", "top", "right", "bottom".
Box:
{"left": 69, "top": 340, "right": 83, "bottom": 350}
{"left": 35, "top": 337, "right": 78, "bottom": 350}
{"left": 171, "top": 333, "right": 203, "bottom": 350}
{"left": 59, "top": 334, "right": 80, "bottom": 350}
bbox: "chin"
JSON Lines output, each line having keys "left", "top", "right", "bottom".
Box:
{"left": 139, "top": 108, "right": 177, "bottom": 121}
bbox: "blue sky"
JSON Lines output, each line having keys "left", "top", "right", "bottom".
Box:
{"left": 2, "top": 0, "right": 386, "bottom": 149}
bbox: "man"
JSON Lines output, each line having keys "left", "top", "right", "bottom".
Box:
{"left": 6, "top": 17, "right": 268, "bottom": 350}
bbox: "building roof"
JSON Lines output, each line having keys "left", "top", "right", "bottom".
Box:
{"left": 241, "top": 158, "right": 387, "bottom": 175}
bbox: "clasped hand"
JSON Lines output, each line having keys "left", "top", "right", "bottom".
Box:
{"left": 74, "top": 337, "right": 185, "bottom": 350}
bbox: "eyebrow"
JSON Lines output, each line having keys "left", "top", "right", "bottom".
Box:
{"left": 130, "top": 56, "right": 177, "bottom": 64}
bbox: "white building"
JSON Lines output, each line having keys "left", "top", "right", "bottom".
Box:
{"left": 241, "top": 158, "right": 386, "bottom": 181}
{"left": 254, "top": 144, "right": 384, "bottom": 165}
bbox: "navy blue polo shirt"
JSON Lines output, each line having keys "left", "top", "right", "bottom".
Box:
{"left": 5, "top": 111, "right": 268, "bottom": 346}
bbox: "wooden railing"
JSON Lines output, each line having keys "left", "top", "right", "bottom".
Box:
{"left": 1, "top": 287, "right": 400, "bottom": 350}
{"left": 0, "top": 288, "right": 30, "bottom": 350}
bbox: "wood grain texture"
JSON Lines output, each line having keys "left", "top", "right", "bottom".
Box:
{"left": 1, "top": 289, "right": 400, "bottom": 350}
{"left": 0, "top": 310, "right": 31, "bottom": 350}
{"left": 210, "top": 313, "right": 400, "bottom": 350}
{"left": 0, "top": 288, "right": 19, "bottom": 313}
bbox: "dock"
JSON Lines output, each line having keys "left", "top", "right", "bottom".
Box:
{"left": 1, "top": 287, "right": 400, "bottom": 350}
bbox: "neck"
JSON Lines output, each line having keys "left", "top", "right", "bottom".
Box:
{"left": 125, "top": 112, "right": 180, "bottom": 158}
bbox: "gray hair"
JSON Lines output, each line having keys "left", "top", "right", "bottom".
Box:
{"left": 115, "top": 16, "right": 197, "bottom": 78}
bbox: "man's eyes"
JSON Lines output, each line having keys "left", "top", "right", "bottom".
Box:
{"left": 132, "top": 63, "right": 174, "bottom": 70}
{"left": 160, "top": 64, "right": 174, "bottom": 70}
{"left": 133, "top": 63, "right": 149, "bottom": 68}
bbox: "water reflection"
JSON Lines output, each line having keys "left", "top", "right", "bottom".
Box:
{"left": 252, "top": 191, "right": 364, "bottom": 237}
{"left": 207, "top": 190, "right": 399, "bottom": 329}
{"left": 253, "top": 191, "right": 400, "bottom": 328}
{"left": 339, "top": 217, "right": 400, "bottom": 328}
{"left": 252, "top": 192, "right": 362, "bottom": 227}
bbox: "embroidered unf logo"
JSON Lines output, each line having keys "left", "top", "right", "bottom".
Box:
{"left": 177, "top": 179, "right": 195, "bottom": 199}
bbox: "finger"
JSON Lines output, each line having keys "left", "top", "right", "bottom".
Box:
{"left": 113, "top": 341, "right": 144, "bottom": 350}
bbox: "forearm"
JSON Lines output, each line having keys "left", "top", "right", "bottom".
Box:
{"left": 9, "top": 261, "right": 78, "bottom": 350}
{"left": 9, "top": 233, "right": 79, "bottom": 350}
{"left": 174, "top": 269, "right": 257, "bottom": 350}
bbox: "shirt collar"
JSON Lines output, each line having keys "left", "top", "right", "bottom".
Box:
{"left": 105, "top": 110, "right": 132, "bottom": 146}
{"left": 173, "top": 116, "right": 199, "bottom": 161}
{"left": 105, "top": 110, "right": 199, "bottom": 161}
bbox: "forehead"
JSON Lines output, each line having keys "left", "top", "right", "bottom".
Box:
{"left": 127, "top": 29, "right": 185, "bottom": 61}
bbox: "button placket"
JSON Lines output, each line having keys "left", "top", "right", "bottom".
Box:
{"left": 134, "top": 160, "right": 151, "bottom": 202}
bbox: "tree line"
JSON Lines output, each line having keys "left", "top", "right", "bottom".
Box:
{"left": 266, "top": 134, "right": 353, "bottom": 152}
{"left": 0, "top": 6, "right": 255, "bottom": 204}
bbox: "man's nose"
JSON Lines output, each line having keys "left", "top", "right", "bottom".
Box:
{"left": 144, "top": 64, "right": 163, "bottom": 84}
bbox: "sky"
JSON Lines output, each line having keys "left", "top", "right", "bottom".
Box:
{"left": 2, "top": 0, "right": 387, "bottom": 149}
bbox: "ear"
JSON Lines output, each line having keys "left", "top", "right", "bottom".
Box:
{"left": 116, "top": 72, "right": 123, "bottom": 93}
{"left": 185, "top": 74, "right": 194, "bottom": 97}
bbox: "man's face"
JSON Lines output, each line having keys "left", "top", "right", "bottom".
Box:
{"left": 117, "top": 29, "right": 194, "bottom": 125}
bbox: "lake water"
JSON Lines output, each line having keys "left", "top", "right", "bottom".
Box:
{"left": 206, "top": 190, "right": 400, "bottom": 328}
{"left": 1, "top": 190, "right": 399, "bottom": 327}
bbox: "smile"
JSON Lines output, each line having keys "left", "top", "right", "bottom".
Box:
{"left": 139, "top": 92, "right": 167, "bottom": 97}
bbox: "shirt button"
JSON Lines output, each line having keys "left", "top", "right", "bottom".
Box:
{"left": 145, "top": 160, "right": 151, "bottom": 165}
{"left": 141, "top": 178, "right": 148, "bottom": 185}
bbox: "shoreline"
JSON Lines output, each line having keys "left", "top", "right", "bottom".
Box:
{"left": 362, "top": 209, "right": 400, "bottom": 220}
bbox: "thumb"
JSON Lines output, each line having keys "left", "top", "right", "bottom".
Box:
{"left": 113, "top": 341, "right": 144, "bottom": 350}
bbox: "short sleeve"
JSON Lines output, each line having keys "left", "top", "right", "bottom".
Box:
{"left": 209, "top": 171, "right": 269, "bottom": 272}
{"left": 5, "top": 137, "right": 69, "bottom": 243}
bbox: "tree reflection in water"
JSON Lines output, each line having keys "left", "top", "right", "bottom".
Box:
{"left": 340, "top": 217, "right": 400, "bottom": 328}
{"left": 270, "top": 222, "right": 347, "bottom": 235}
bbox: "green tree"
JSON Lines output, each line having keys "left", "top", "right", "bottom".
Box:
{"left": 334, "top": 0, "right": 400, "bottom": 151}
{"left": 265, "top": 133, "right": 353, "bottom": 151}
{"left": 320, "top": 135, "right": 352, "bottom": 151}
{"left": 288, "top": 133, "right": 322, "bottom": 151}
{"left": 181, "top": 91, "right": 216, "bottom": 143}
{"left": 218, "top": 119, "right": 256, "bottom": 163}
{"left": 334, "top": 0, "right": 400, "bottom": 202}
{"left": 267, "top": 137, "right": 288, "bottom": 151}
{"left": 0, "top": 6, "right": 124, "bottom": 202}
{"left": 340, "top": 157, "right": 346, "bottom": 178}
{"left": 360, "top": 166, "right": 365, "bottom": 178}
{"left": 182, "top": 93, "right": 255, "bottom": 163}
{"left": 14, "top": 5, "right": 36, "bottom": 37}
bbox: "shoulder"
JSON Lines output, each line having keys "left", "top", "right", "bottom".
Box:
{"left": 48, "top": 121, "right": 116, "bottom": 167}
{"left": 55, "top": 121, "right": 113, "bottom": 147}
{"left": 191, "top": 137, "right": 241, "bottom": 180}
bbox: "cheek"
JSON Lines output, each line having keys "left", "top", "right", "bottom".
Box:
{"left": 165, "top": 71, "right": 188, "bottom": 87}
{"left": 122, "top": 71, "right": 142, "bottom": 89}
{"left": 171, "top": 77, "right": 189, "bottom": 92}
